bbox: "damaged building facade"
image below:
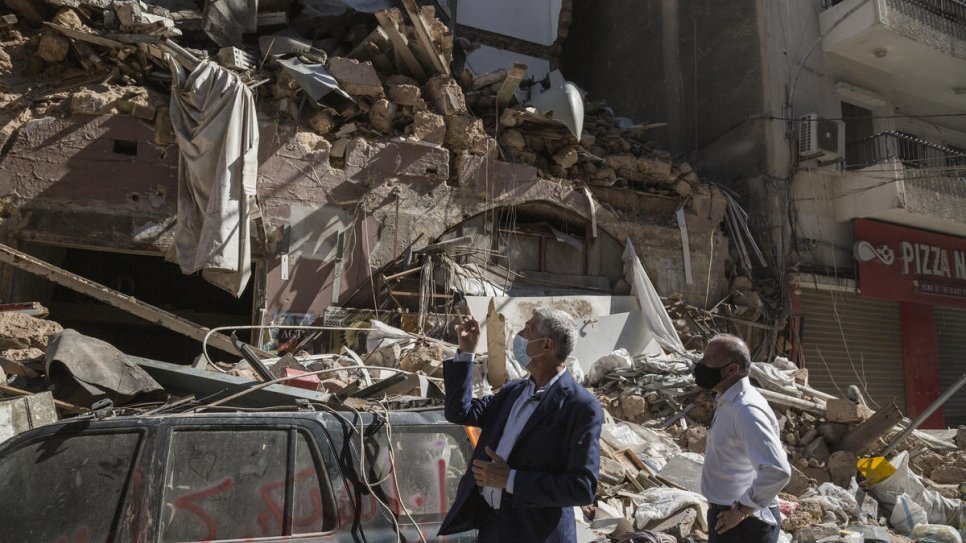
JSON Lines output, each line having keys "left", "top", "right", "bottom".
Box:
{"left": 0, "top": 0, "right": 731, "bottom": 366}
{"left": 563, "top": 0, "right": 966, "bottom": 428}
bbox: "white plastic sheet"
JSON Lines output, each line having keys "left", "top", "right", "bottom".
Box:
{"left": 600, "top": 422, "right": 681, "bottom": 472}
{"left": 868, "top": 451, "right": 962, "bottom": 527}
{"left": 629, "top": 487, "right": 708, "bottom": 532}
{"left": 167, "top": 59, "right": 258, "bottom": 297}
{"left": 622, "top": 239, "right": 684, "bottom": 353}
{"left": 587, "top": 349, "right": 632, "bottom": 386}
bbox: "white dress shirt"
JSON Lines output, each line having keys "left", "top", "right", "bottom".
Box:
{"left": 455, "top": 351, "right": 564, "bottom": 510}
{"left": 700, "top": 377, "right": 791, "bottom": 525}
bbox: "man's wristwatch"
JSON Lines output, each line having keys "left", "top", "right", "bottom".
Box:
{"left": 730, "top": 502, "right": 749, "bottom": 518}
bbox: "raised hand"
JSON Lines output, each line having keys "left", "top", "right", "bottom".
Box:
{"left": 455, "top": 309, "right": 480, "bottom": 353}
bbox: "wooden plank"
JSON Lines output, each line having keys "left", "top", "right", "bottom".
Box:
{"left": 485, "top": 299, "right": 507, "bottom": 387}
{"left": 347, "top": 26, "right": 390, "bottom": 60}
{"left": 0, "top": 384, "right": 87, "bottom": 413}
{"left": 399, "top": 0, "right": 449, "bottom": 75}
{"left": 496, "top": 62, "right": 528, "bottom": 106}
{"left": 45, "top": 22, "right": 125, "bottom": 49}
{"left": 840, "top": 402, "right": 903, "bottom": 455}
{"left": 374, "top": 10, "right": 427, "bottom": 82}
{"left": 0, "top": 243, "right": 262, "bottom": 358}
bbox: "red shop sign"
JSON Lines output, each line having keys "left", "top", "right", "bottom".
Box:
{"left": 854, "top": 219, "right": 966, "bottom": 307}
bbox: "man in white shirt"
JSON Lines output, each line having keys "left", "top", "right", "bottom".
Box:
{"left": 694, "top": 334, "right": 791, "bottom": 543}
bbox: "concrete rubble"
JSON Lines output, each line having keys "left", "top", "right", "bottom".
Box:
{"left": 1, "top": 2, "right": 965, "bottom": 543}
{"left": 2, "top": 290, "right": 965, "bottom": 542}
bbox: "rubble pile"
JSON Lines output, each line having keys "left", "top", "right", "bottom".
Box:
{"left": 581, "top": 349, "right": 966, "bottom": 543}
{"left": 0, "top": 0, "right": 712, "bottom": 201}
{"left": 0, "top": 298, "right": 965, "bottom": 542}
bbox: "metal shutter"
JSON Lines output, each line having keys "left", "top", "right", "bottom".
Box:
{"left": 934, "top": 306, "right": 966, "bottom": 427}
{"left": 799, "top": 289, "right": 906, "bottom": 413}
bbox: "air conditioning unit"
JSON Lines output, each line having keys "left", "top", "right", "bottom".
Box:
{"left": 799, "top": 113, "right": 845, "bottom": 161}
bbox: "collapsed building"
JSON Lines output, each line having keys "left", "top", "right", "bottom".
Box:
{"left": 2, "top": 1, "right": 966, "bottom": 543}
{"left": 0, "top": 0, "right": 742, "bottom": 366}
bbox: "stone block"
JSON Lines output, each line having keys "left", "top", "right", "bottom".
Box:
{"left": 552, "top": 145, "right": 578, "bottom": 169}
{"left": 684, "top": 426, "right": 707, "bottom": 454}
{"left": 673, "top": 179, "right": 693, "bottom": 197}
{"left": 388, "top": 83, "right": 421, "bottom": 107}
{"left": 637, "top": 155, "right": 673, "bottom": 179}
{"left": 444, "top": 114, "right": 487, "bottom": 154}
{"left": 793, "top": 523, "right": 839, "bottom": 543}
{"left": 828, "top": 450, "right": 857, "bottom": 487}
{"left": 71, "top": 88, "right": 114, "bottom": 115}
{"left": 425, "top": 74, "right": 466, "bottom": 116}
{"left": 826, "top": 399, "right": 865, "bottom": 423}
{"left": 622, "top": 394, "right": 647, "bottom": 423}
{"left": 603, "top": 153, "right": 637, "bottom": 172}
{"left": 327, "top": 57, "right": 383, "bottom": 98}
{"left": 307, "top": 109, "right": 336, "bottom": 135}
{"left": 783, "top": 465, "right": 810, "bottom": 496}
{"left": 412, "top": 110, "right": 445, "bottom": 144}
{"left": 37, "top": 33, "right": 70, "bottom": 63}
{"left": 930, "top": 465, "right": 966, "bottom": 484}
{"left": 500, "top": 129, "right": 526, "bottom": 152}
{"left": 368, "top": 99, "right": 396, "bottom": 135}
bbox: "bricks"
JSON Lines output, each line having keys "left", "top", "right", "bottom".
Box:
{"left": 825, "top": 398, "right": 869, "bottom": 423}
{"left": 424, "top": 74, "right": 466, "bottom": 116}
{"left": 327, "top": 57, "right": 384, "bottom": 98}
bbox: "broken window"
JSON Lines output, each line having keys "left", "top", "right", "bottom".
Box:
{"left": 0, "top": 431, "right": 142, "bottom": 542}
{"left": 159, "top": 428, "right": 336, "bottom": 542}
{"left": 364, "top": 427, "right": 469, "bottom": 522}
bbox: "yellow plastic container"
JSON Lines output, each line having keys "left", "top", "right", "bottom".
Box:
{"left": 857, "top": 456, "right": 896, "bottom": 485}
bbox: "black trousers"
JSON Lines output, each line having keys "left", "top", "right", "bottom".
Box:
{"left": 707, "top": 505, "right": 782, "bottom": 543}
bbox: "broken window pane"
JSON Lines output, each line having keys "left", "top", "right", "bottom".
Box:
{"left": 0, "top": 431, "right": 141, "bottom": 542}
{"left": 366, "top": 428, "right": 469, "bottom": 522}
{"left": 159, "top": 429, "right": 288, "bottom": 542}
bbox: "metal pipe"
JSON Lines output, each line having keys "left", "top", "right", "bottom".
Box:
{"left": 880, "top": 372, "right": 966, "bottom": 457}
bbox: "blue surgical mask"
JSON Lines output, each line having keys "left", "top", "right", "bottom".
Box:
{"left": 512, "top": 334, "right": 544, "bottom": 369}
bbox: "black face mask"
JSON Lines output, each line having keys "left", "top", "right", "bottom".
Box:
{"left": 692, "top": 362, "right": 733, "bottom": 390}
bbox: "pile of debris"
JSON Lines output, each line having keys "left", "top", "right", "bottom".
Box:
{"left": 0, "top": 0, "right": 710, "bottom": 200}
{"left": 0, "top": 293, "right": 965, "bottom": 543}
{"left": 580, "top": 345, "right": 966, "bottom": 543}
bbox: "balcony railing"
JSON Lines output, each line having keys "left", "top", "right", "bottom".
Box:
{"left": 822, "top": 0, "right": 966, "bottom": 43}
{"left": 845, "top": 131, "right": 966, "bottom": 176}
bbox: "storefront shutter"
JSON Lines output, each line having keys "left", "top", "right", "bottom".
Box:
{"left": 798, "top": 289, "right": 906, "bottom": 413}
{"left": 934, "top": 306, "right": 966, "bottom": 427}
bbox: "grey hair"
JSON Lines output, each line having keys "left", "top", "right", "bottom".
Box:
{"left": 708, "top": 334, "right": 751, "bottom": 373}
{"left": 533, "top": 308, "right": 578, "bottom": 361}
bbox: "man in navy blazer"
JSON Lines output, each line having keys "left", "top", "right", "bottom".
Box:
{"left": 438, "top": 307, "right": 603, "bottom": 542}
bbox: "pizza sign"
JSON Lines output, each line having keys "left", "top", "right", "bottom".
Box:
{"left": 854, "top": 219, "right": 966, "bottom": 306}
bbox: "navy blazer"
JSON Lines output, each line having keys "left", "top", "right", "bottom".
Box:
{"left": 438, "top": 358, "right": 603, "bottom": 542}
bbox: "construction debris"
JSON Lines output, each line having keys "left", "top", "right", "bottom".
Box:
{"left": 1, "top": 2, "right": 964, "bottom": 543}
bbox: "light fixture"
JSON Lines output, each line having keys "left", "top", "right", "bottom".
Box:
{"left": 873, "top": 47, "right": 888, "bottom": 58}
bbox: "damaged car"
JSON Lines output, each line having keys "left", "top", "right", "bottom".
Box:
{"left": 0, "top": 408, "right": 476, "bottom": 542}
